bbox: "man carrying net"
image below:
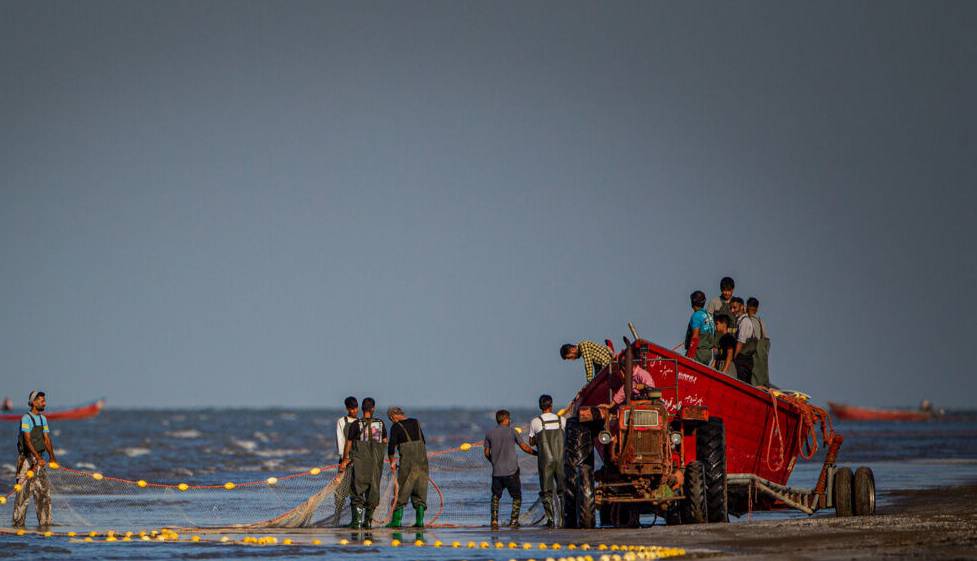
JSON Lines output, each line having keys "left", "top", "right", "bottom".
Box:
{"left": 13, "top": 391, "right": 57, "bottom": 529}
{"left": 385, "top": 406, "right": 429, "bottom": 529}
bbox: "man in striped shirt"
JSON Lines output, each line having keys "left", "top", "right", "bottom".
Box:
{"left": 561, "top": 340, "right": 613, "bottom": 382}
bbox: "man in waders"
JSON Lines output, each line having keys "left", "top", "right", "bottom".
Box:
{"left": 331, "top": 396, "right": 359, "bottom": 526}
{"left": 339, "top": 397, "right": 387, "bottom": 529}
{"left": 684, "top": 290, "right": 715, "bottom": 365}
{"left": 385, "top": 406, "right": 429, "bottom": 528}
{"left": 746, "top": 297, "right": 771, "bottom": 387}
{"left": 13, "top": 391, "right": 57, "bottom": 529}
{"left": 706, "top": 277, "right": 737, "bottom": 335}
{"left": 731, "top": 297, "right": 761, "bottom": 385}
{"left": 484, "top": 409, "right": 536, "bottom": 530}
{"left": 528, "top": 395, "right": 565, "bottom": 528}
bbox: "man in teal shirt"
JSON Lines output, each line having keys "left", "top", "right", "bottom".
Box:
{"left": 685, "top": 291, "right": 715, "bottom": 365}
{"left": 13, "top": 391, "right": 57, "bottom": 528}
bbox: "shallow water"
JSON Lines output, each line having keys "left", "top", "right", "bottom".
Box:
{"left": 2, "top": 407, "right": 975, "bottom": 558}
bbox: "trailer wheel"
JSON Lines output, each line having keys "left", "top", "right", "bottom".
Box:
{"left": 563, "top": 417, "right": 596, "bottom": 529}
{"left": 833, "top": 467, "right": 854, "bottom": 517}
{"left": 681, "top": 461, "right": 708, "bottom": 524}
{"left": 697, "top": 418, "right": 729, "bottom": 523}
{"left": 853, "top": 466, "right": 876, "bottom": 516}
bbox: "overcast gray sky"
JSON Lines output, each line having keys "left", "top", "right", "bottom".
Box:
{"left": 2, "top": 1, "right": 975, "bottom": 409}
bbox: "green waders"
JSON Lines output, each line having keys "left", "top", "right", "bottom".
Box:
{"left": 388, "top": 426, "right": 429, "bottom": 528}
{"left": 751, "top": 317, "right": 771, "bottom": 387}
{"left": 349, "top": 420, "right": 386, "bottom": 529}
{"left": 535, "top": 415, "right": 565, "bottom": 528}
{"left": 13, "top": 418, "right": 52, "bottom": 528}
{"left": 686, "top": 313, "right": 716, "bottom": 365}
{"left": 734, "top": 314, "right": 760, "bottom": 385}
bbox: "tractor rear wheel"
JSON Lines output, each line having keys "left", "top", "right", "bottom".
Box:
{"left": 833, "top": 467, "right": 854, "bottom": 517}
{"left": 697, "top": 418, "right": 728, "bottom": 523}
{"left": 853, "top": 466, "right": 876, "bottom": 516}
{"left": 563, "top": 417, "right": 596, "bottom": 529}
{"left": 681, "top": 461, "right": 708, "bottom": 524}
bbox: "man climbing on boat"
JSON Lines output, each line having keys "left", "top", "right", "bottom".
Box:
{"left": 561, "top": 340, "right": 613, "bottom": 382}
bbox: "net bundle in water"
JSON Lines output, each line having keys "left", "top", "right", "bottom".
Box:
{"left": 1, "top": 444, "right": 549, "bottom": 531}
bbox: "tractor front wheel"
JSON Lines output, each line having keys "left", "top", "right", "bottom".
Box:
{"left": 697, "top": 418, "right": 729, "bottom": 523}
{"left": 681, "top": 461, "right": 708, "bottom": 524}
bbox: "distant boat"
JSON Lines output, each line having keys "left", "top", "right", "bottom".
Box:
{"left": 828, "top": 401, "right": 935, "bottom": 422}
{"left": 0, "top": 399, "right": 104, "bottom": 421}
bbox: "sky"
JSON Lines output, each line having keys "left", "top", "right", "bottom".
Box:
{"left": 1, "top": 1, "right": 975, "bottom": 409}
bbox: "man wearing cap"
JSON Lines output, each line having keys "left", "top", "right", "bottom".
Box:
{"left": 13, "top": 391, "right": 57, "bottom": 528}
{"left": 385, "top": 406, "right": 429, "bottom": 528}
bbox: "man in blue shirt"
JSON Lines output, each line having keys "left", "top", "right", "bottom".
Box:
{"left": 684, "top": 290, "right": 716, "bottom": 365}
{"left": 13, "top": 391, "right": 57, "bottom": 528}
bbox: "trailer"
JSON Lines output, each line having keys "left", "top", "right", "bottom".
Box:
{"left": 562, "top": 329, "right": 876, "bottom": 527}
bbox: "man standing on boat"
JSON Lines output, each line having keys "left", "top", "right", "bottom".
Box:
{"left": 339, "top": 397, "right": 387, "bottom": 529}
{"left": 13, "top": 391, "right": 57, "bottom": 529}
{"left": 706, "top": 277, "right": 737, "bottom": 334}
{"left": 385, "top": 406, "right": 429, "bottom": 529}
{"left": 528, "top": 394, "right": 565, "bottom": 528}
{"left": 561, "top": 340, "right": 613, "bottom": 382}
{"left": 684, "top": 290, "right": 716, "bottom": 365}
{"left": 732, "top": 297, "right": 763, "bottom": 385}
{"left": 746, "top": 298, "right": 771, "bottom": 387}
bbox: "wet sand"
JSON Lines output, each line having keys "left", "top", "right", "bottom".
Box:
{"left": 176, "top": 482, "right": 977, "bottom": 560}
{"left": 5, "top": 483, "right": 974, "bottom": 560}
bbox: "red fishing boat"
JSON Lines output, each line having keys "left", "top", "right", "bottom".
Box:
{"left": 566, "top": 327, "right": 873, "bottom": 523}
{"left": 828, "top": 402, "right": 934, "bottom": 422}
{"left": 0, "top": 399, "right": 104, "bottom": 421}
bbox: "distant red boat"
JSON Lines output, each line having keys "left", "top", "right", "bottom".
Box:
{"left": 0, "top": 399, "right": 104, "bottom": 422}
{"left": 828, "top": 401, "right": 933, "bottom": 422}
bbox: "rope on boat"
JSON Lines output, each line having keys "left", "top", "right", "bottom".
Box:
{"left": 762, "top": 388, "right": 836, "bottom": 472}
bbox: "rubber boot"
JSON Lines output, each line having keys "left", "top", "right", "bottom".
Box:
{"left": 363, "top": 508, "right": 375, "bottom": 529}
{"left": 509, "top": 497, "right": 522, "bottom": 528}
{"left": 490, "top": 496, "right": 500, "bottom": 530}
{"left": 348, "top": 506, "right": 363, "bottom": 529}
{"left": 386, "top": 506, "right": 404, "bottom": 528}
{"left": 413, "top": 505, "right": 426, "bottom": 528}
{"left": 543, "top": 494, "right": 555, "bottom": 528}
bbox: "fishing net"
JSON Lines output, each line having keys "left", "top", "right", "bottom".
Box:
{"left": 1, "top": 443, "right": 551, "bottom": 532}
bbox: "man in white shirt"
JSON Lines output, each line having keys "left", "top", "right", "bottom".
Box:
{"left": 528, "top": 394, "right": 566, "bottom": 528}
{"left": 331, "top": 396, "right": 358, "bottom": 526}
{"left": 732, "top": 297, "right": 762, "bottom": 384}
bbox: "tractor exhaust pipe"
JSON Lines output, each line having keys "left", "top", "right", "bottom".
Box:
{"left": 623, "top": 337, "right": 633, "bottom": 406}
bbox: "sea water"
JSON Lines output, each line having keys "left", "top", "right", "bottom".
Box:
{"left": 2, "top": 407, "right": 975, "bottom": 559}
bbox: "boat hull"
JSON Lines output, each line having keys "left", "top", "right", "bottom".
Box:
{"left": 1, "top": 399, "right": 104, "bottom": 422}
{"left": 828, "top": 402, "right": 931, "bottom": 422}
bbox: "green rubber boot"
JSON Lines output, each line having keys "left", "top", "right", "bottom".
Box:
{"left": 363, "top": 508, "right": 375, "bottom": 529}
{"left": 348, "top": 506, "right": 363, "bottom": 529}
{"left": 386, "top": 506, "right": 404, "bottom": 528}
{"left": 413, "top": 505, "right": 426, "bottom": 528}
